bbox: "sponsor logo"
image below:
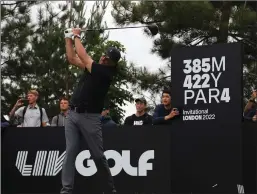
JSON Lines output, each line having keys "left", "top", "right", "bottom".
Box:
{"left": 16, "top": 150, "right": 154, "bottom": 177}
{"left": 16, "top": 151, "right": 65, "bottom": 176}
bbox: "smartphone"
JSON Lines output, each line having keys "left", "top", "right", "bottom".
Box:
{"left": 21, "top": 99, "right": 29, "bottom": 106}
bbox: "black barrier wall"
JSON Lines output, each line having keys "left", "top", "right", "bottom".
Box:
{"left": 2, "top": 124, "right": 256, "bottom": 194}
{"left": 2, "top": 126, "right": 171, "bottom": 194}
{"left": 242, "top": 121, "right": 257, "bottom": 194}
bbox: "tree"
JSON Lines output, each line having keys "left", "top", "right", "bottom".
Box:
{"left": 111, "top": 1, "right": 257, "bottom": 104}
{"left": 1, "top": 1, "right": 136, "bottom": 124}
{"left": 1, "top": 1, "right": 41, "bottom": 114}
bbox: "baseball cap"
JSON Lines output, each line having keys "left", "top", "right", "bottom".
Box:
{"left": 135, "top": 97, "right": 147, "bottom": 105}
{"left": 105, "top": 47, "right": 121, "bottom": 64}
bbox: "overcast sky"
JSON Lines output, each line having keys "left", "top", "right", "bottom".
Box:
{"left": 31, "top": 1, "right": 167, "bottom": 119}
{"left": 101, "top": 2, "right": 167, "bottom": 118}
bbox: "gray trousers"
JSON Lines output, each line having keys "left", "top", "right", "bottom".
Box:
{"left": 60, "top": 110, "right": 115, "bottom": 194}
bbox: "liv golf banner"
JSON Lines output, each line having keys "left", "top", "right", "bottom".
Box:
{"left": 170, "top": 43, "right": 243, "bottom": 193}
{"left": 2, "top": 126, "right": 171, "bottom": 193}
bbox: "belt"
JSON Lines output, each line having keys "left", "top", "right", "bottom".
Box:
{"left": 69, "top": 106, "right": 87, "bottom": 113}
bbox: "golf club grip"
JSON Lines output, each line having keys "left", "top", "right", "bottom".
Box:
{"left": 81, "top": 29, "right": 101, "bottom": 32}
{"left": 79, "top": 25, "right": 159, "bottom": 36}
{"left": 80, "top": 26, "right": 150, "bottom": 32}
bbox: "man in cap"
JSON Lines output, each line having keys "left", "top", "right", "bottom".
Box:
{"left": 61, "top": 28, "right": 121, "bottom": 194}
{"left": 124, "top": 97, "right": 153, "bottom": 125}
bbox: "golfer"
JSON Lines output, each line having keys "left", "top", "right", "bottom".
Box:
{"left": 61, "top": 28, "right": 120, "bottom": 194}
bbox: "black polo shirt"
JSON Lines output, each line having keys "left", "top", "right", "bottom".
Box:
{"left": 70, "top": 62, "right": 116, "bottom": 113}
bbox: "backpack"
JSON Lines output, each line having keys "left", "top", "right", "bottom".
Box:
{"left": 23, "top": 106, "right": 43, "bottom": 127}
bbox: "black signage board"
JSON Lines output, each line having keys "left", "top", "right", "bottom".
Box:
{"left": 170, "top": 43, "right": 243, "bottom": 193}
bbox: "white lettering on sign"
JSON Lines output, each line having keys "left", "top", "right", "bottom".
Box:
{"left": 15, "top": 150, "right": 154, "bottom": 177}
{"left": 183, "top": 57, "right": 225, "bottom": 74}
{"left": 182, "top": 108, "right": 216, "bottom": 121}
{"left": 75, "top": 150, "right": 154, "bottom": 176}
{"left": 15, "top": 151, "right": 65, "bottom": 176}
{"left": 184, "top": 88, "right": 230, "bottom": 105}
{"left": 182, "top": 56, "right": 230, "bottom": 106}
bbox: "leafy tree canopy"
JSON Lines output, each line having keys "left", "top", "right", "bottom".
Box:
{"left": 1, "top": 1, "right": 137, "bottom": 123}
{"left": 112, "top": 1, "right": 257, "bottom": 103}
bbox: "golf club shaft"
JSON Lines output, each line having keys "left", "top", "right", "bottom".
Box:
{"left": 80, "top": 26, "right": 150, "bottom": 32}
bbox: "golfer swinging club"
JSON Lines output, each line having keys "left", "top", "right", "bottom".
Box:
{"left": 61, "top": 28, "right": 120, "bottom": 194}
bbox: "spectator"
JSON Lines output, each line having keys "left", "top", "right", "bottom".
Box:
{"left": 153, "top": 89, "right": 179, "bottom": 125}
{"left": 9, "top": 90, "right": 49, "bottom": 127}
{"left": 51, "top": 97, "right": 69, "bottom": 127}
{"left": 1, "top": 114, "right": 10, "bottom": 128}
{"left": 244, "top": 90, "right": 257, "bottom": 122}
{"left": 124, "top": 97, "right": 153, "bottom": 126}
{"left": 101, "top": 106, "right": 117, "bottom": 127}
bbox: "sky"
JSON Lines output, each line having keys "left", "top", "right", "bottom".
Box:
{"left": 30, "top": 1, "right": 167, "bottom": 119}
{"left": 100, "top": 2, "right": 167, "bottom": 118}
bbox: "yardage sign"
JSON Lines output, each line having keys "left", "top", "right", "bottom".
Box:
{"left": 171, "top": 43, "right": 242, "bottom": 122}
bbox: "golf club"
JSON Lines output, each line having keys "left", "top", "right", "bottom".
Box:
{"left": 80, "top": 24, "right": 159, "bottom": 36}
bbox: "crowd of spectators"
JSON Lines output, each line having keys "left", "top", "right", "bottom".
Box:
{"left": 1, "top": 89, "right": 257, "bottom": 128}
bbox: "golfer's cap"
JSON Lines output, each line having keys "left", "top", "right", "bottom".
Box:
{"left": 105, "top": 47, "right": 121, "bottom": 64}
{"left": 102, "top": 106, "right": 110, "bottom": 111}
{"left": 102, "top": 102, "right": 111, "bottom": 111}
{"left": 135, "top": 97, "right": 147, "bottom": 104}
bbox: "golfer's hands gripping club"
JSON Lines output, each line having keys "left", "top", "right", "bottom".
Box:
{"left": 72, "top": 28, "right": 81, "bottom": 35}
{"left": 70, "top": 28, "right": 82, "bottom": 40}
{"left": 64, "top": 28, "right": 73, "bottom": 39}
{"left": 64, "top": 27, "right": 82, "bottom": 39}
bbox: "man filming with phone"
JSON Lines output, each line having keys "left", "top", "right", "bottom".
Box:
{"left": 9, "top": 90, "right": 49, "bottom": 127}
{"left": 153, "top": 89, "right": 180, "bottom": 125}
